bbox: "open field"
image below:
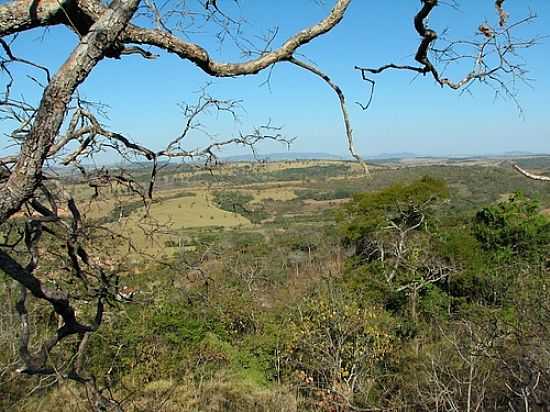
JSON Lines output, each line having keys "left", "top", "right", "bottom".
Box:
{"left": 139, "top": 191, "right": 250, "bottom": 228}
{"left": 18, "top": 156, "right": 547, "bottom": 261}
{"left": 65, "top": 156, "right": 550, "bottom": 260}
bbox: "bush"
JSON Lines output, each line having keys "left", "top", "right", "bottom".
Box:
{"left": 473, "top": 192, "right": 550, "bottom": 258}
{"left": 339, "top": 176, "right": 449, "bottom": 242}
{"left": 213, "top": 191, "right": 269, "bottom": 223}
{"left": 282, "top": 283, "right": 396, "bottom": 411}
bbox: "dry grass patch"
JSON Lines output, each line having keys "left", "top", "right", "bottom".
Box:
{"left": 146, "top": 191, "right": 250, "bottom": 228}
{"left": 15, "top": 377, "right": 298, "bottom": 412}
{"left": 246, "top": 188, "right": 297, "bottom": 203}
{"left": 105, "top": 190, "right": 250, "bottom": 257}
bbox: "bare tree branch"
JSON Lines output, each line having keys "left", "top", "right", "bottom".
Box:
{"left": 355, "top": 0, "right": 536, "bottom": 102}
{"left": 513, "top": 164, "right": 550, "bottom": 182}
{"left": 0, "top": 0, "right": 140, "bottom": 224}
{"left": 288, "top": 57, "right": 368, "bottom": 175}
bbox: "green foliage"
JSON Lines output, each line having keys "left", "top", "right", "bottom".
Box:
{"left": 281, "top": 228, "right": 323, "bottom": 253}
{"left": 336, "top": 177, "right": 451, "bottom": 325}
{"left": 6, "top": 161, "right": 550, "bottom": 411}
{"left": 473, "top": 193, "right": 550, "bottom": 257}
{"left": 214, "top": 190, "right": 269, "bottom": 223}
{"left": 295, "top": 187, "right": 355, "bottom": 201}
{"left": 335, "top": 187, "right": 550, "bottom": 410}
{"left": 214, "top": 190, "right": 255, "bottom": 209}
{"left": 163, "top": 190, "right": 197, "bottom": 200}
{"left": 84, "top": 274, "right": 281, "bottom": 391}
{"left": 151, "top": 301, "right": 226, "bottom": 345}
{"left": 282, "top": 283, "right": 396, "bottom": 410}
{"left": 339, "top": 176, "right": 449, "bottom": 241}
{"left": 221, "top": 231, "right": 267, "bottom": 254}
{"left": 266, "top": 164, "right": 352, "bottom": 182}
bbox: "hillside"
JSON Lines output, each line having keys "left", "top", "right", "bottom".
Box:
{"left": 1, "top": 157, "right": 549, "bottom": 411}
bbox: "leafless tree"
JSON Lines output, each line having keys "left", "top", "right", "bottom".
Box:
{"left": 414, "top": 296, "right": 550, "bottom": 412}
{"left": 356, "top": 0, "right": 538, "bottom": 113}
{"left": 415, "top": 322, "right": 493, "bottom": 412}
{"left": 0, "top": 0, "right": 538, "bottom": 403}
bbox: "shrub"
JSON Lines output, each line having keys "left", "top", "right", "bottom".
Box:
{"left": 473, "top": 193, "right": 550, "bottom": 258}
{"left": 282, "top": 284, "right": 396, "bottom": 411}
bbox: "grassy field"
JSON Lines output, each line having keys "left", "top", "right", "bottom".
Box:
{"left": 105, "top": 189, "right": 251, "bottom": 257}
{"left": 144, "top": 190, "right": 250, "bottom": 228}
{"left": 64, "top": 157, "right": 550, "bottom": 260}
{"left": 246, "top": 187, "right": 298, "bottom": 203}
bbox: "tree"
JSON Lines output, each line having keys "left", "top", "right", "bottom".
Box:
{"left": 339, "top": 177, "right": 451, "bottom": 323}
{"left": 473, "top": 193, "right": 550, "bottom": 258}
{"left": 410, "top": 197, "right": 550, "bottom": 411}
{"left": 0, "top": 0, "right": 538, "bottom": 401}
{"left": 334, "top": 189, "right": 550, "bottom": 410}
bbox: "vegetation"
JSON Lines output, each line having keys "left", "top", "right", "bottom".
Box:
{"left": 1, "top": 159, "right": 549, "bottom": 411}
{"left": 1, "top": 0, "right": 546, "bottom": 408}
{"left": 213, "top": 191, "right": 269, "bottom": 224}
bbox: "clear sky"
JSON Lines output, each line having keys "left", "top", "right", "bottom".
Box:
{"left": 1, "top": 0, "right": 549, "bottom": 158}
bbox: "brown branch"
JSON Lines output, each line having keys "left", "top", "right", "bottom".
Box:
{"left": 414, "top": 0, "right": 440, "bottom": 79}
{"left": 2, "top": 249, "right": 104, "bottom": 374}
{"left": 496, "top": 0, "right": 509, "bottom": 28}
{"left": 355, "top": 0, "right": 535, "bottom": 96}
{"left": 122, "top": 0, "right": 351, "bottom": 77}
{"left": 0, "top": 0, "right": 67, "bottom": 37}
{"left": 118, "top": 45, "right": 157, "bottom": 59}
{"left": 0, "top": 0, "right": 141, "bottom": 225}
{"left": 0, "top": 0, "right": 352, "bottom": 76}
{"left": 0, "top": 0, "right": 140, "bottom": 380}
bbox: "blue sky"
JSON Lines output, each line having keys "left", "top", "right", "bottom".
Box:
{"left": 1, "top": 0, "right": 549, "bottom": 158}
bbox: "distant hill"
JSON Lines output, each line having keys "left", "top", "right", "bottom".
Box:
{"left": 222, "top": 152, "right": 344, "bottom": 162}
{"left": 365, "top": 152, "right": 418, "bottom": 160}
{"left": 62, "top": 151, "right": 550, "bottom": 171}
{"left": 365, "top": 152, "right": 550, "bottom": 161}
